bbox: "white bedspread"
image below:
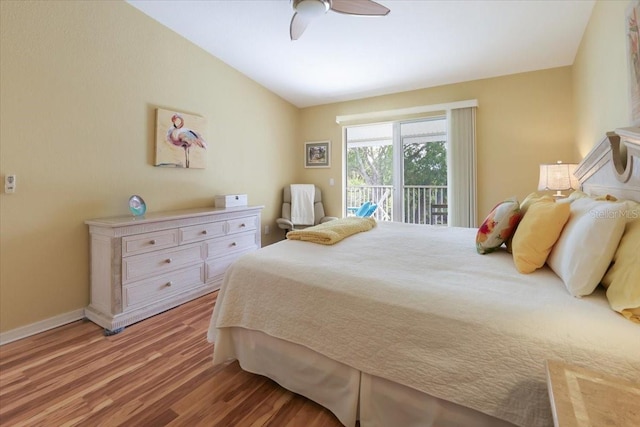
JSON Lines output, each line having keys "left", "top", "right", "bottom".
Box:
{"left": 208, "top": 222, "right": 640, "bottom": 427}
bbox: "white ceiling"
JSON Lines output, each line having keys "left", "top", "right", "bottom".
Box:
{"left": 127, "top": 0, "right": 595, "bottom": 108}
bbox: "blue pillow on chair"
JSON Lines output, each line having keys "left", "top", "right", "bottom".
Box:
{"left": 354, "top": 202, "right": 372, "bottom": 217}
{"left": 364, "top": 203, "right": 378, "bottom": 217}
{"left": 354, "top": 202, "right": 377, "bottom": 217}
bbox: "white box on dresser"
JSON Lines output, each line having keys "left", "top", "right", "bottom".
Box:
{"left": 214, "top": 194, "right": 248, "bottom": 208}
{"left": 85, "top": 206, "right": 263, "bottom": 334}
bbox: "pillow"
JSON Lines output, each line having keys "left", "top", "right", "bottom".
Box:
{"left": 569, "top": 190, "right": 589, "bottom": 200}
{"left": 595, "top": 194, "right": 618, "bottom": 201}
{"left": 476, "top": 198, "right": 522, "bottom": 254}
{"left": 511, "top": 199, "right": 570, "bottom": 273}
{"left": 601, "top": 218, "right": 640, "bottom": 323}
{"left": 557, "top": 190, "right": 617, "bottom": 204}
{"left": 504, "top": 192, "right": 554, "bottom": 253}
{"left": 547, "top": 198, "right": 627, "bottom": 297}
{"left": 520, "top": 192, "right": 555, "bottom": 215}
{"left": 621, "top": 199, "right": 640, "bottom": 222}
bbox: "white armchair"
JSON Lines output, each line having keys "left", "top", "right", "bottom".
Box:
{"left": 276, "top": 185, "right": 338, "bottom": 232}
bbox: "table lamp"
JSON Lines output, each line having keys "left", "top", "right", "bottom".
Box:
{"left": 537, "top": 161, "right": 579, "bottom": 198}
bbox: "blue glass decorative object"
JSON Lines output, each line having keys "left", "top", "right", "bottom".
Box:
{"left": 128, "top": 195, "right": 147, "bottom": 217}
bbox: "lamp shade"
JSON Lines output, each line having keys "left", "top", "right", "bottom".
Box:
{"left": 538, "top": 162, "right": 579, "bottom": 196}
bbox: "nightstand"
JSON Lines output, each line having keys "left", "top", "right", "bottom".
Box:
{"left": 545, "top": 360, "right": 640, "bottom": 427}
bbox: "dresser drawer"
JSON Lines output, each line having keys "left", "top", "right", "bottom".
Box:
{"left": 180, "top": 221, "right": 226, "bottom": 245}
{"left": 206, "top": 233, "right": 256, "bottom": 258}
{"left": 122, "top": 229, "right": 179, "bottom": 257}
{"left": 122, "top": 243, "right": 203, "bottom": 284}
{"left": 206, "top": 250, "right": 252, "bottom": 282}
{"left": 123, "top": 265, "right": 205, "bottom": 310}
{"left": 227, "top": 216, "right": 257, "bottom": 235}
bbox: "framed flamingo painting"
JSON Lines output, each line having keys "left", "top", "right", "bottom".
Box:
{"left": 155, "top": 108, "right": 208, "bottom": 168}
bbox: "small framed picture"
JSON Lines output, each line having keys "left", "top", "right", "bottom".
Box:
{"left": 304, "top": 140, "right": 331, "bottom": 168}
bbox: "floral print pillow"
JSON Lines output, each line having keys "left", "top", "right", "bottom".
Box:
{"left": 476, "top": 198, "right": 522, "bottom": 254}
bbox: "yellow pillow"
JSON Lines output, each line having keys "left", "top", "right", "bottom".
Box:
{"left": 520, "top": 192, "right": 555, "bottom": 215}
{"left": 511, "top": 200, "right": 570, "bottom": 274}
{"left": 601, "top": 218, "right": 640, "bottom": 323}
{"left": 504, "top": 193, "right": 554, "bottom": 254}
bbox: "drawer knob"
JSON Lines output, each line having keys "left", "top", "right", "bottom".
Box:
{"left": 166, "top": 281, "right": 173, "bottom": 287}
{"left": 150, "top": 239, "right": 156, "bottom": 245}
{"left": 240, "top": 223, "right": 246, "bottom": 228}
{"left": 231, "top": 242, "right": 237, "bottom": 247}
{"left": 166, "top": 258, "right": 172, "bottom": 264}
{"left": 202, "top": 230, "right": 208, "bottom": 235}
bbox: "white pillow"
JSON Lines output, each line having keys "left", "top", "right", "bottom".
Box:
{"left": 547, "top": 198, "right": 627, "bottom": 297}
{"left": 621, "top": 199, "right": 640, "bottom": 223}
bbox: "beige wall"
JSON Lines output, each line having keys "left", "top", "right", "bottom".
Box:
{"left": 0, "top": 0, "right": 621, "bottom": 334}
{"left": 0, "top": 1, "right": 298, "bottom": 332}
{"left": 299, "top": 67, "right": 577, "bottom": 222}
{"left": 573, "top": 0, "right": 631, "bottom": 156}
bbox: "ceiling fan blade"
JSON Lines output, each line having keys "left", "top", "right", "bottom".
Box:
{"left": 290, "top": 11, "right": 312, "bottom": 40}
{"left": 329, "top": 0, "right": 390, "bottom": 16}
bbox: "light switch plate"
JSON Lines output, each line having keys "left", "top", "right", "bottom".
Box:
{"left": 5, "top": 174, "right": 16, "bottom": 193}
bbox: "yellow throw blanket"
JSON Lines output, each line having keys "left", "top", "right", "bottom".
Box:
{"left": 287, "top": 217, "right": 376, "bottom": 245}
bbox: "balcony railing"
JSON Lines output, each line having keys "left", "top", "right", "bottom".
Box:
{"left": 346, "top": 185, "right": 448, "bottom": 225}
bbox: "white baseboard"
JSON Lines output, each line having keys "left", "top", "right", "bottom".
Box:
{"left": 0, "top": 309, "right": 85, "bottom": 346}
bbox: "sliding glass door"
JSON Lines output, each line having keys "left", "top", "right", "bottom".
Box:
{"left": 345, "top": 118, "right": 448, "bottom": 224}
{"left": 345, "top": 123, "right": 394, "bottom": 220}
{"left": 400, "top": 119, "right": 448, "bottom": 224}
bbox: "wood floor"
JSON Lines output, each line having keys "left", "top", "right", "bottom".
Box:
{"left": 0, "top": 292, "right": 343, "bottom": 426}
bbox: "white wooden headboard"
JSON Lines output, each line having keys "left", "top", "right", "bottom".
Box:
{"left": 574, "top": 127, "right": 640, "bottom": 203}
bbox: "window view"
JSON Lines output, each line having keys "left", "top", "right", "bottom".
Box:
{"left": 345, "top": 123, "right": 394, "bottom": 220}
{"left": 345, "top": 118, "right": 447, "bottom": 224}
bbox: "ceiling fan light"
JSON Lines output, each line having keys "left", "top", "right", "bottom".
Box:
{"left": 296, "top": 0, "right": 329, "bottom": 18}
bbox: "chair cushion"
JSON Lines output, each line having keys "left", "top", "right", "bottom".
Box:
{"left": 355, "top": 202, "right": 372, "bottom": 217}
{"left": 365, "top": 203, "right": 378, "bottom": 217}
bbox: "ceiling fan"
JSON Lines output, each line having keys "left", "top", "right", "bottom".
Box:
{"left": 290, "top": 0, "right": 390, "bottom": 41}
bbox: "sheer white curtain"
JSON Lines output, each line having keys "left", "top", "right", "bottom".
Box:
{"left": 447, "top": 107, "right": 477, "bottom": 227}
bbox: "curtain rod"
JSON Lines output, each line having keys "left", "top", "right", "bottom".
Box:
{"left": 335, "top": 99, "right": 478, "bottom": 124}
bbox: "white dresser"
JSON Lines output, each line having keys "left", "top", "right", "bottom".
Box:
{"left": 85, "top": 206, "right": 263, "bottom": 333}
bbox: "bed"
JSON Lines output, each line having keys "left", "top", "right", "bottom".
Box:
{"left": 207, "top": 128, "right": 640, "bottom": 427}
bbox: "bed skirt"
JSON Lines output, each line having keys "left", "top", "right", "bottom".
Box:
{"left": 214, "top": 327, "right": 517, "bottom": 427}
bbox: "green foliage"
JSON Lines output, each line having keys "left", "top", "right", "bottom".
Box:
{"left": 346, "top": 144, "right": 393, "bottom": 185}
{"left": 403, "top": 140, "right": 447, "bottom": 186}
{"left": 346, "top": 141, "right": 447, "bottom": 186}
